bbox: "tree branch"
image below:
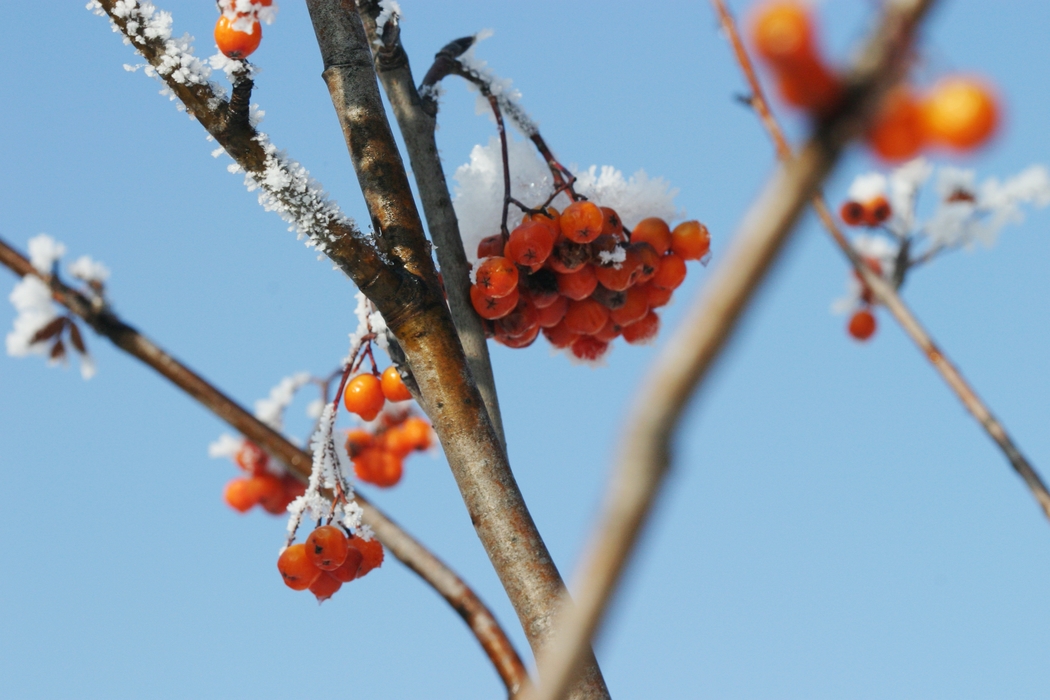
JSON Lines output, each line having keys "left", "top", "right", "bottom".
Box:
{"left": 0, "top": 234, "right": 529, "bottom": 697}
{"left": 522, "top": 2, "right": 940, "bottom": 699}
{"left": 711, "top": 0, "right": 1050, "bottom": 521}
{"left": 303, "top": 3, "right": 608, "bottom": 697}
{"left": 357, "top": 2, "right": 506, "bottom": 448}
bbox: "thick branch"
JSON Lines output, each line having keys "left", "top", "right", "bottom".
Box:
{"left": 523, "top": 2, "right": 939, "bottom": 699}
{"left": 357, "top": 2, "right": 506, "bottom": 448}
{"left": 712, "top": 0, "right": 1050, "bottom": 521}
{"left": 0, "top": 236, "right": 528, "bottom": 696}
{"left": 304, "top": 3, "right": 608, "bottom": 696}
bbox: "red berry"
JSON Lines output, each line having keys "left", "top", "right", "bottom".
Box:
{"left": 471, "top": 284, "right": 519, "bottom": 320}
{"left": 309, "top": 572, "right": 343, "bottom": 603}
{"left": 477, "top": 234, "right": 505, "bottom": 259}
{"left": 848, "top": 309, "right": 877, "bottom": 341}
{"left": 867, "top": 88, "right": 926, "bottom": 162}
{"left": 594, "top": 249, "right": 642, "bottom": 292}
{"left": 570, "top": 335, "right": 610, "bottom": 362}
{"left": 556, "top": 265, "right": 598, "bottom": 301}
{"left": 650, "top": 252, "right": 687, "bottom": 290}
{"left": 401, "top": 416, "right": 433, "bottom": 451}
{"left": 277, "top": 543, "right": 322, "bottom": 591}
{"left": 542, "top": 321, "right": 581, "bottom": 349}
{"left": 306, "top": 525, "right": 350, "bottom": 571}
{"left": 840, "top": 200, "right": 866, "bottom": 226}
{"left": 330, "top": 545, "right": 365, "bottom": 583}
{"left": 563, "top": 298, "right": 609, "bottom": 336}
{"left": 863, "top": 196, "right": 892, "bottom": 226}
{"left": 354, "top": 538, "right": 385, "bottom": 578}
{"left": 622, "top": 310, "right": 660, "bottom": 345}
{"left": 343, "top": 374, "right": 386, "bottom": 421}
{"left": 506, "top": 221, "right": 555, "bottom": 271}
{"left": 495, "top": 323, "right": 540, "bottom": 349}
{"left": 234, "top": 441, "right": 269, "bottom": 475}
{"left": 474, "top": 257, "right": 519, "bottom": 298}
{"left": 600, "top": 206, "right": 626, "bottom": 240}
{"left": 609, "top": 286, "right": 650, "bottom": 327}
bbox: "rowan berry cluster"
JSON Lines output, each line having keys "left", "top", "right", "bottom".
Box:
{"left": 341, "top": 365, "right": 433, "bottom": 487}
{"left": 214, "top": 0, "right": 273, "bottom": 59}
{"left": 223, "top": 441, "right": 306, "bottom": 514}
{"left": 749, "top": 1, "right": 1000, "bottom": 160}
{"left": 278, "top": 525, "right": 384, "bottom": 602}
{"left": 469, "top": 202, "right": 710, "bottom": 362}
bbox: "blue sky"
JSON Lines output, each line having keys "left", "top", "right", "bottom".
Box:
{"left": 2, "top": 1, "right": 1050, "bottom": 698}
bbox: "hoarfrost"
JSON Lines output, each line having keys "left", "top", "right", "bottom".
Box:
{"left": 69, "top": 256, "right": 111, "bottom": 284}
{"left": 27, "top": 234, "right": 66, "bottom": 274}
{"left": 453, "top": 138, "right": 680, "bottom": 262}
{"left": 6, "top": 276, "right": 59, "bottom": 358}
{"left": 254, "top": 372, "right": 312, "bottom": 430}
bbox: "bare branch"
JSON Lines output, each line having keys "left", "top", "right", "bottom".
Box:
{"left": 711, "top": 0, "right": 1050, "bottom": 521}
{"left": 0, "top": 235, "right": 529, "bottom": 696}
{"left": 523, "top": 2, "right": 940, "bottom": 699}
{"left": 357, "top": 1, "right": 506, "bottom": 448}
{"left": 304, "top": 4, "right": 608, "bottom": 696}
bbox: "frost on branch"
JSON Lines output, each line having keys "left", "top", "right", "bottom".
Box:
{"left": 834, "top": 159, "right": 1050, "bottom": 313}
{"left": 6, "top": 276, "right": 59, "bottom": 359}
{"left": 254, "top": 372, "right": 312, "bottom": 431}
{"left": 453, "top": 138, "right": 680, "bottom": 262}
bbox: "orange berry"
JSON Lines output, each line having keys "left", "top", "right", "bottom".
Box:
{"left": 556, "top": 265, "right": 599, "bottom": 301}
{"left": 343, "top": 373, "right": 386, "bottom": 421}
{"left": 214, "top": 15, "right": 262, "bottom": 60}
{"left": 670, "top": 220, "right": 711, "bottom": 261}
{"left": 306, "top": 525, "right": 350, "bottom": 571}
{"left": 750, "top": 1, "right": 815, "bottom": 68}
{"left": 593, "top": 318, "right": 623, "bottom": 343}
{"left": 921, "top": 77, "right": 1000, "bottom": 151}
{"left": 560, "top": 201, "right": 604, "bottom": 244}
{"left": 309, "top": 572, "right": 342, "bottom": 603}
{"left": 867, "top": 88, "right": 926, "bottom": 162}
{"left": 495, "top": 323, "right": 540, "bottom": 349}
{"left": 521, "top": 268, "right": 561, "bottom": 309}
{"left": 863, "top": 196, "right": 892, "bottom": 226}
{"left": 496, "top": 297, "right": 540, "bottom": 339}
{"left": 476, "top": 234, "right": 505, "bottom": 259}
{"left": 594, "top": 255, "right": 640, "bottom": 293}
{"left": 547, "top": 237, "right": 590, "bottom": 273}
{"left": 471, "top": 284, "right": 519, "bottom": 320}
{"left": 330, "top": 545, "right": 364, "bottom": 583}
{"left": 641, "top": 282, "right": 674, "bottom": 309}
{"left": 650, "top": 252, "right": 687, "bottom": 290}
{"left": 542, "top": 321, "right": 581, "bottom": 349}
{"left": 380, "top": 365, "right": 413, "bottom": 402}
{"left": 570, "top": 335, "right": 610, "bottom": 362}
{"left": 774, "top": 60, "right": 842, "bottom": 114}
{"left": 354, "top": 537, "right": 385, "bottom": 578}
{"left": 277, "top": 543, "right": 322, "bottom": 591}
{"left": 840, "top": 200, "right": 866, "bottom": 226}
{"left": 600, "top": 207, "right": 626, "bottom": 240}
{"left": 629, "top": 242, "right": 660, "bottom": 284}
{"left": 630, "top": 218, "right": 672, "bottom": 255}
{"left": 848, "top": 308, "right": 877, "bottom": 341}
{"left": 401, "top": 416, "right": 433, "bottom": 451}
{"left": 506, "top": 221, "right": 555, "bottom": 271}
{"left": 474, "top": 256, "right": 519, "bottom": 298}
{"left": 378, "top": 425, "right": 416, "bottom": 459}
{"left": 344, "top": 428, "right": 374, "bottom": 458}
{"left": 609, "top": 286, "right": 650, "bottom": 327}
{"left": 622, "top": 310, "right": 660, "bottom": 345}
{"left": 522, "top": 208, "right": 562, "bottom": 240}
{"left": 354, "top": 448, "right": 404, "bottom": 487}
{"left": 234, "top": 441, "right": 269, "bottom": 476}
{"left": 253, "top": 474, "right": 289, "bottom": 515}
{"left": 536, "top": 295, "right": 569, "bottom": 328}
{"left": 223, "top": 477, "right": 257, "bottom": 513}
{"left": 563, "top": 298, "right": 610, "bottom": 336}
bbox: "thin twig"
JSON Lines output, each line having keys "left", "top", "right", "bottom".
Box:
{"left": 523, "top": 2, "right": 939, "bottom": 699}
{"left": 306, "top": 4, "right": 608, "bottom": 697}
{"left": 0, "top": 235, "right": 530, "bottom": 697}
{"left": 711, "top": 0, "right": 1050, "bottom": 521}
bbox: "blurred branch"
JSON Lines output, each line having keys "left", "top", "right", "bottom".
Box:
{"left": 305, "top": 4, "right": 608, "bottom": 697}
{"left": 0, "top": 235, "right": 529, "bottom": 697}
{"left": 523, "top": 2, "right": 940, "bottom": 699}
{"left": 357, "top": 1, "right": 506, "bottom": 449}
{"left": 712, "top": 0, "right": 1050, "bottom": 521}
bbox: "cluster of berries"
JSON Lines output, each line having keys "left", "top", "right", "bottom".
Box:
{"left": 214, "top": 0, "right": 273, "bottom": 60}
{"left": 278, "top": 525, "right": 384, "bottom": 602}
{"left": 469, "top": 201, "right": 710, "bottom": 361}
{"left": 749, "top": 1, "right": 1000, "bottom": 160}
{"left": 345, "top": 412, "right": 434, "bottom": 488}
{"left": 342, "top": 366, "right": 433, "bottom": 487}
{"left": 223, "top": 441, "right": 306, "bottom": 514}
